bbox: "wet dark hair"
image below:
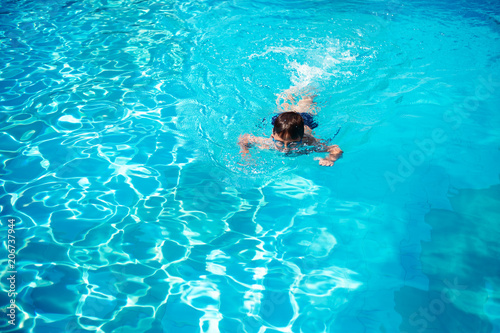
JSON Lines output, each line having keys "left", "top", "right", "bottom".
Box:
{"left": 273, "top": 112, "right": 304, "bottom": 140}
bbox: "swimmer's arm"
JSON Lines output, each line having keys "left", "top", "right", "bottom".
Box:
{"left": 308, "top": 138, "right": 343, "bottom": 166}
{"left": 238, "top": 134, "right": 271, "bottom": 155}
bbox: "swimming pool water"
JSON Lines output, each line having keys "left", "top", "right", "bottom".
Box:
{"left": 1, "top": 0, "right": 499, "bottom": 332}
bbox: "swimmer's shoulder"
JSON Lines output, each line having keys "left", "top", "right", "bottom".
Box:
{"left": 303, "top": 133, "right": 318, "bottom": 145}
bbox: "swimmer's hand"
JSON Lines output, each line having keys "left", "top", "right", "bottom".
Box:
{"left": 315, "top": 145, "right": 343, "bottom": 167}
{"left": 315, "top": 157, "right": 335, "bottom": 166}
{"left": 238, "top": 134, "right": 251, "bottom": 156}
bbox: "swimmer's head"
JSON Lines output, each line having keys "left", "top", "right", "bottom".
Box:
{"left": 272, "top": 112, "right": 304, "bottom": 140}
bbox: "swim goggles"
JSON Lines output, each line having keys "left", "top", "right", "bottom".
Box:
{"left": 272, "top": 137, "right": 302, "bottom": 149}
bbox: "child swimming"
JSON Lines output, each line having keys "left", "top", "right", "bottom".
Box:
{"left": 238, "top": 90, "right": 343, "bottom": 167}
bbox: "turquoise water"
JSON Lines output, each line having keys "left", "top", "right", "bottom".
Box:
{"left": 1, "top": 0, "right": 500, "bottom": 332}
